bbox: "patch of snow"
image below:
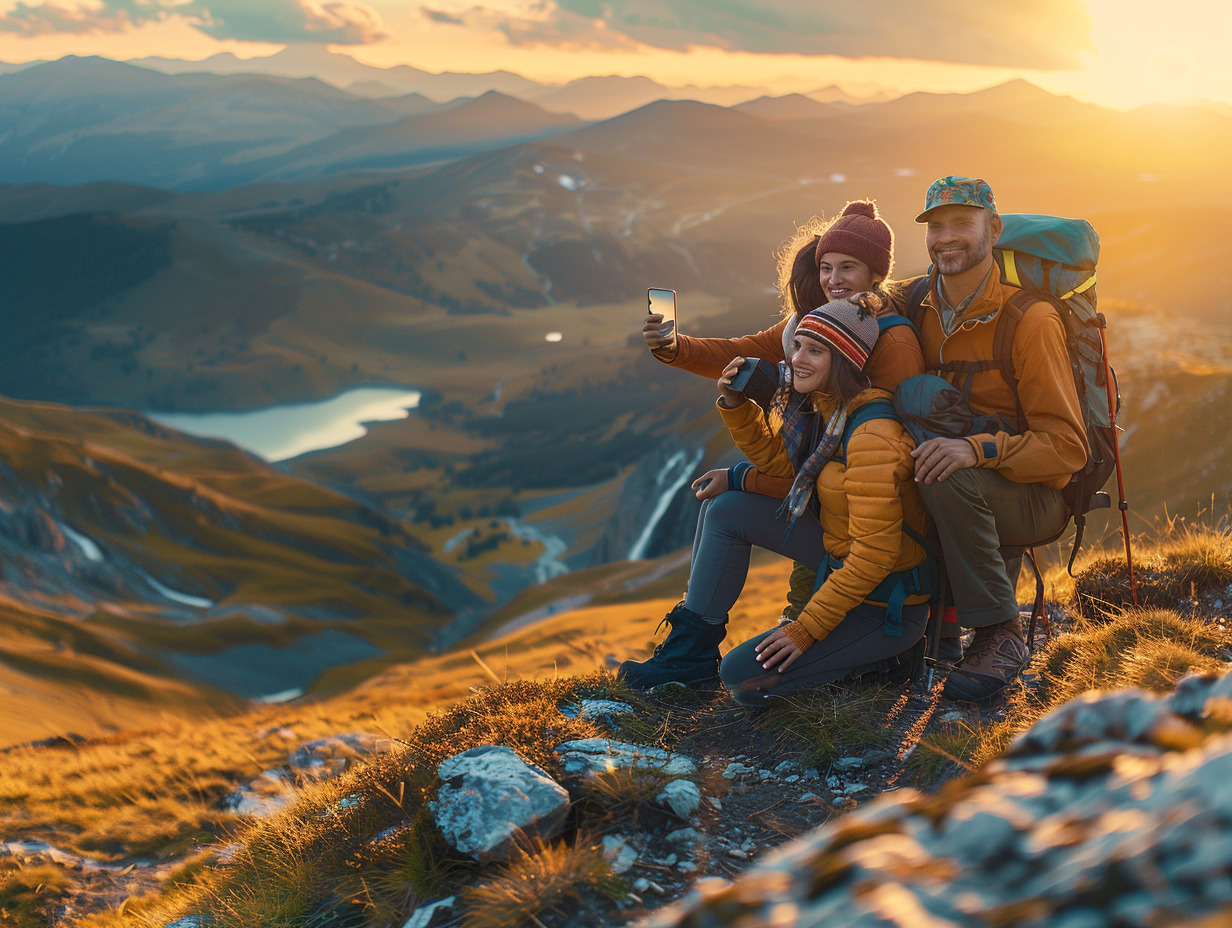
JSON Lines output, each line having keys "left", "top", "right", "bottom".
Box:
{"left": 59, "top": 523, "right": 103, "bottom": 562}
{"left": 442, "top": 528, "right": 473, "bottom": 554}
{"left": 141, "top": 571, "right": 214, "bottom": 608}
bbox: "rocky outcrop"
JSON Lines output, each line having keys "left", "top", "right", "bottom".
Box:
{"left": 555, "top": 738, "right": 698, "bottom": 778}
{"left": 643, "top": 670, "right": 1232, "bottom": 928}
{"left": 431, "top": 745, "right": 571, "bottom": 862}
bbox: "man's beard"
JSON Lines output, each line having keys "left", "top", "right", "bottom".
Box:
{"left": 930, "top": 224, "right": 994, "bottom": 276}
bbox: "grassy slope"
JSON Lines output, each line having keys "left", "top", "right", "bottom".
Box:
{"left": 0, "top": 396, "right": 472, "bottom": 746}
{"left": 4, "top": 525, "right": 1229, "bottom": 928}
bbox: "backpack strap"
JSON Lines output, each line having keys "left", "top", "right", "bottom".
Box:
{"left": 993, "top": 290, "right": 1034, "bottom": 432}
{"left": 877, "top": 313, "right": 915, "bottom": 334}
{"left": 935, "top": 289, "right": 1033, "bottom": 431}
{"left": 835, "top": 399, "right": 897, "bottom": 464}
{"left": 902, "top": 276, "right": 930, "bottom": 330}
{"left": 828, "top": 397, "right": 939, "bottom": 637}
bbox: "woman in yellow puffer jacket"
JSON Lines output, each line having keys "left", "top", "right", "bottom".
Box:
{"left": 617, "top": 294, "right": 934, "bottom": 703}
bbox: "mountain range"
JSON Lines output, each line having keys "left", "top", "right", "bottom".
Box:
{"left": 0, "top": 54, "right": 1229, "bottom": 725}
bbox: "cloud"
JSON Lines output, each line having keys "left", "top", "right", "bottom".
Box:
{"left": 420, "top": 6, "right": 465, "bottom": 26}
{"left": 0, "top": 0, "right": 388, "bottom": 44}
{"left": 491, "top": 0, "right": 1096, "bottom": 69}
{"left": 0, "top": 0, "right": 147, "bottom": 36}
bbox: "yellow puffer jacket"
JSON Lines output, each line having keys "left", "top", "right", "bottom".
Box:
{"left": 718, "top": 388, "right": 931, "bottom": 644}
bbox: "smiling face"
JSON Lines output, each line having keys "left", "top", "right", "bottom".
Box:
{"left": 790, "top": 336, "right": 833, "bottom": 394}
{"left": 924, "top": 205, "right": 1001, "bottom": 277}
{"left": 817, "top": 252, "right": 879, "bottom": 303}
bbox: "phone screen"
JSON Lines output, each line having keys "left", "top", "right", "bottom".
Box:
{"left": 647, "top": 288, "right": 677, "bottom": 349}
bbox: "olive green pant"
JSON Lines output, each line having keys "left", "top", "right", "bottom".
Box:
{"left": 917, "top": 468, "right": 1066, "bottom": 629}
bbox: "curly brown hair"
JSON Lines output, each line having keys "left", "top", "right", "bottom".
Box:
{"left": 773, "top": 212, "right": 896, "bottom": 320}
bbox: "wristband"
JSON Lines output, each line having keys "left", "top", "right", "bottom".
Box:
{"left": 727, "top": 462, "right": 752, "bottom": 492}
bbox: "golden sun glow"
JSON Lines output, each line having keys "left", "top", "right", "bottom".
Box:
{"left": 0, "top": 0, "right": 1227, "bottom": 108}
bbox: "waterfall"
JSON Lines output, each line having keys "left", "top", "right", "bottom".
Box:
{"left": 628, "top": 448, "right": 704, "bottom": 561}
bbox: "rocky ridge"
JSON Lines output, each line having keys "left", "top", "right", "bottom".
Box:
{"left": 645, "top": 670, "right": 1232, "bottom": 927}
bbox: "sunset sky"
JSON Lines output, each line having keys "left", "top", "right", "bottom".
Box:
{"left": 0, "top": 0, "right": 1227, "bottom": 108}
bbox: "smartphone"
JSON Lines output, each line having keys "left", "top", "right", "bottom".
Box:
{"left": 647, "top": 288, "right": 677, "bottom": 350}
{"left": 728, "top": 357, "right": 759, "bottom": 393}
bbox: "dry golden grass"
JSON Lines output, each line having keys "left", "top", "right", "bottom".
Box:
{"left": 0, "top": 859, "right": 76, "bottom": 927}
{"left": 760, "top": 683, "right": 902, "bottom": 768}
{"left": 973, "top": 607, "right": 1230, "bottom": 766}
{"left": 458, "top": 839, "right": 624, "bottom": 928}
{"left": 13, "top": 525, "right": 1232, "bottom": 927}
{"left": 1071, "top": 523, "right": 1232, "bottom": 617}
{"left": 905, "top": 719, "right": 988, "bottom": 785}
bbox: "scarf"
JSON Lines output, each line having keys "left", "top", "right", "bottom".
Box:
{"left": 773, "top": 359, "right": 847, "bottom": 540}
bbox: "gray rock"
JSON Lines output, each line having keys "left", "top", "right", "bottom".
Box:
{"left": 555, "top": 738, "right": 697, "bottom": 777}
{"left": 163, "top": 919, "right": 208, "bottom": 928}
{"left": 638, "top": 689, "right": 1232, "bottom": 928}
{"left": 1046, "top": 907, "right": 1109, "bottom": 928}
{"left": 402, "top": 897, "right": 455, "bottom": 928}
{"left": 433, "top": 745, "right": 570, "bottom": 862}
{"left": 221, "top": 769, "right": 297, "bottom": 817}
{"left": 602, "top": 834, "right": 639, "bottom": 874}
{"left": 288, "top": 732, "right": 383, "bottom": 773}
{"left": 656, "top": 778, "right": 701, "bottom": 819}
{"left": 1170, "top": 673, "right": 1218, "bottom": 719}
{"left": 666, "top": 827, "right": 700, "bottom": 846}
{"left": 832, "top": 756, "right": 864, "bottom": 772}
{"left": 1206, "top": 669, "right": 1232, "bottom": 704}
{"left": 558, "top": 699, "right": 635, "bottom": 720}
{"left": 723, "top": 762, "right": 756, "bottom": 779}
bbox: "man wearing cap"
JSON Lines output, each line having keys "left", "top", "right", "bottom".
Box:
{"left": 905, "top": 176, "right": 1087, "bottom": 701}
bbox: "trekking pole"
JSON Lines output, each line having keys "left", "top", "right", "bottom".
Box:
{"left": 1100, "top": 328, "right": 1139, "bottom": 608}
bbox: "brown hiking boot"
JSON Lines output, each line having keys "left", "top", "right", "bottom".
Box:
{"left": 942, "top": 619, "right": 1029, "bottom": 702}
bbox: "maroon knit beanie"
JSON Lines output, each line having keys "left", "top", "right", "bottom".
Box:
{"left": 814, "top": 200, "right": 893, "bottom": 280}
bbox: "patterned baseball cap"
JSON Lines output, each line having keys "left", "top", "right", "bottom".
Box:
{"left": 914, "top": 176, "right": 997, "bottom": 222}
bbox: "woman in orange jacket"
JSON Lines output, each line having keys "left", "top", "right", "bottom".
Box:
{"left": 618, "top": 295, "right": 934, "bottom": 701}
{"left": 646, "top": 201, "right": 925, "bottom": 623}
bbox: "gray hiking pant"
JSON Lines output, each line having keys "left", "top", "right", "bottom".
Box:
{"left": 684, "top": 492, "right": 927, "bottom": 703}
{"left": 917, "top": 468, "right": 1066, "bottom": 628}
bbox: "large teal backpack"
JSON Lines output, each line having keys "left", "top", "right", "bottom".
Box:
{"left": 905, "top": 213, "right": 1120, "bottom": 571}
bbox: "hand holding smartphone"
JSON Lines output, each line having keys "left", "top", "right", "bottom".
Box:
{"left": 645, "top": 288, "right": 677, "bottom": 351}
{"left": 727, "top": 357, "right": 759, "bottom": 393}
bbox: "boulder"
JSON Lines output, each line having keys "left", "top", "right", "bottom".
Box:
{"left": 433, "top": 745, "right": 570, "bottom": 862}
{"left": 656, "top": 779, "right": 701, "bottom": 819}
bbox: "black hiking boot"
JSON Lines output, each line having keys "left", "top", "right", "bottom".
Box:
{"left": 617, "top": 602, "right": 726, "bottom": 690}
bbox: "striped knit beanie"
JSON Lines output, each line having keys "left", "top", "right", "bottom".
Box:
{"left": 795, "top": 297, "right": 879, "bottom": 371}
{"left": 814, "top": 200, "right": 893, "bottom": 279}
